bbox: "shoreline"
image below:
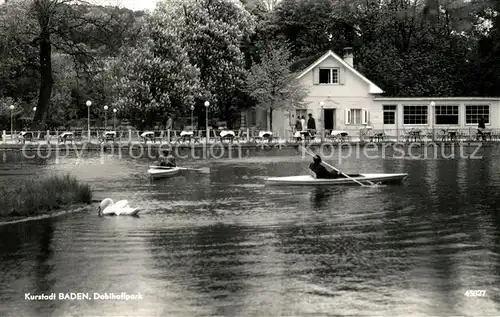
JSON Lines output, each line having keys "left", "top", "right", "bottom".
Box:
{"left": 0, "top": 204, "right": 93, "bottom": 226}
{"left": 0, "top": 141, "right": 497, "bottom": 151}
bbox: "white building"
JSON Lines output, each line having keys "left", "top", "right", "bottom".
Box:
{"left": 240, "top": 48, "right": 500, "bottom": 140}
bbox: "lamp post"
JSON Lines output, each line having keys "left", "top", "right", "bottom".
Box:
{"left": 204, "top": 101, "right": 210, "bottom": 143}
{"left": 190, "top": 105, "right": 195, "bottom": 130}
{"left": 9, "top": 105, "right": 14, "bottom": 136}
{"left": 113, "top": 108, "right": 117, "bottom": 131}
{"left": 86, "top": 100, "right": 92, "bottom": 142}
{"left": 32, "top": 107, "right": 36, "bottom": 131}
{"left": 103, "top": 105, "right": 108, "bottom": 130}
{"left": 430, "top": 101, "right": 435, "bottom": 141}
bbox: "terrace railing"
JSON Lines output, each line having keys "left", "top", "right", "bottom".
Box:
{"left": 2, "top": 127, "right": 499, "bottom": 145}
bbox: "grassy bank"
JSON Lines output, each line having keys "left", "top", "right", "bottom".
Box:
{"left": 0, "top": 174, "right": 92, "bottom": 217}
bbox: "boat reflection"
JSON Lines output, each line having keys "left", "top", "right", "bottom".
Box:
{"left": 309, "top": 187, "right": 342, "bottom": 210}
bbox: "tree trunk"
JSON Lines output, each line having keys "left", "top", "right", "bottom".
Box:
{"left": 269, "top": 107, "right": 273, "bottom": 131}
{"left": 31, "top": 31, "right": 53, "bottom": 131}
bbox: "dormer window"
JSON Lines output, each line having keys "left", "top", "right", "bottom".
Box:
{"left": 319, "top": 68, "right": 339, "bottom": 84}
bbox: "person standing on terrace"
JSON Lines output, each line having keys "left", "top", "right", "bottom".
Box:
{"left": 165, "top": 115, "right": 173, "bottom": 131}
{"left": 478, "top": 117, "right": 486, "bottom": 140}
{"left": 307, "top": 113, "right": 316, "bottom": 136}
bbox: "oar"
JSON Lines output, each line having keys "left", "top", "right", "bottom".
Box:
{"left": 149, "top": 166, "right": 210, "bottom": 174}
{"left": 300, "top": 146, "right": 383, "bottom": 188}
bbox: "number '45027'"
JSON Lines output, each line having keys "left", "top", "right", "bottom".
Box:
{"left": 464, "top": 290, "right": 486, "bottom": 297}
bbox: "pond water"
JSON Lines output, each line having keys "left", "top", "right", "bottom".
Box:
{"left": 0, "top": 146, "right": 499, "bottom": 316}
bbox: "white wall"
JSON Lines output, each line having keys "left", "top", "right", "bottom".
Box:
{"left": 373, "top": 98, "right": 500, "bottom": 131}
{"left": 287, "top": 55, "right": 379, "bottom": 133}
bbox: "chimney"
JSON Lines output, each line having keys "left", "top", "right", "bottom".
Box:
{"left": 343, "top": 47, "right": 353, "bottom": 67}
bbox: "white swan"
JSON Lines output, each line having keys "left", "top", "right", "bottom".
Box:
{"left": 97, "top": 198, "right": 140, "bottom": 216}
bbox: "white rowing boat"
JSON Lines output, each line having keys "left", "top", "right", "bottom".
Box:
{"left": 147, "top": 166, "right": 181, "bottom": 180}
{"left": 147, "top": 165, "right": 211, "bottom": 180}
{"left": 265, "top": 173, "right": 408, "bottom": 186}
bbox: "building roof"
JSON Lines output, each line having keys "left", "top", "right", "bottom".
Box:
{"left": 295, "top": 50, "right": 384, "bottom": 94}
{"left": 290, "top": 53, "right": 324, "bottom": 73}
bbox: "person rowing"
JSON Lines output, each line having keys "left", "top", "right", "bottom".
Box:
{"left": 309, "top": 155, "right": 344, "bottom": 179}
{"left": 157, "top": 149, "right": 176, "bottom": 167}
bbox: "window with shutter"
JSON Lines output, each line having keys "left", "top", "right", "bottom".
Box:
{"left": 344, "top": 109, "right": 351, "bottom": 124}
{"left": 361, "top": 109, "right": 368, "bottom": 124}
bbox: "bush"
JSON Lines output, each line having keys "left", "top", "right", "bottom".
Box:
{"left": 0, "top": 174, "right": 92, "bottom": 217}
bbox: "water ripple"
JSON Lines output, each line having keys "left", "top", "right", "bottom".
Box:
{"left": 0, "top": 151, "right": 500, "bottom": 316}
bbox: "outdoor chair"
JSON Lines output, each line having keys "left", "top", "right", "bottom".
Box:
{"left": 324, "top": 130, "right": 335, "bottom": 143}
{"left": 154, "top": 131, "right": 164, "bottom": 143}
{"left": 369, "top": 132, "right": 386, "bottom": 142}
{"left": 290, "top": 130, "right": 302, "bottom": 143}
{"left": 193, "top": 130, "right": 202, "bottom": 143}
{"left": 18, "top": 131, "right": 35, "bottom": 144}
{"left": 38, "top": 131, "right": 48, "bottom": 143}
{"left": 490, "top": 130, "right": 500, "bottom": 141}
{"left": 73, "top": 130, "right": 83, "bottom": 142}
{"left": 299, "top": 131, "right": 313, "bottom": 143}
{"left": 400, "top": 128, "right": 422, "bottom": 142}
{"left": 327, "top": 130, "right": 349, "bottom": 143}
{"left": 58, "top": 132, "right": 74, "bottom": 144}
{"left": 165, "top": 130, "right": 177, "bottom": 144}
{"left": 175, "top": 130, "right": 196, "bottom": 144}
{"left": 210, "top": 129, "right": 221, "bottom": 143}
{"left": 99, "top": 131, "right": 117, "bottom": 144}
{"left": 233, "top": 129, "right": 244, "bottom": 143}
{"left": 476, "top": 129, "right": 492, "bottom": 141}
{"left": 254, "top": 131, "right": 273, "bottom": 143}
{"left": 438, "top": 129, "right": 460, "bottom": 142}
{"left": 140, "top": 131, "right": 154, "bottom": 144}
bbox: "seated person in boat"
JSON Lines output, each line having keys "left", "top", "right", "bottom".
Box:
{"left": 309, "top": 155, "right": 343, "bottom": 179}
{"left": 158, "top": 150, "right": 176, "bottom": 167}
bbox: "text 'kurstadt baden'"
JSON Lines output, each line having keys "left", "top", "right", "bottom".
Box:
{"left": 24, "top": 292, "right": 144, "bottom": 300}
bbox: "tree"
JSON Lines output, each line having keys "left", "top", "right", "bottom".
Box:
{"left": 102, "top": 21, "right": 201, "bottom": 129}
{"left": 244, "top": 42, "right": 309, "bottom": 130}
{"left": 154, "top": 0, "right": 255, "bottom": 122}
{"left": 271, "top": 0, "right": 350, "bottom": 58}
{"left": 0, "top": 0, "right": 138, "bottom": 130}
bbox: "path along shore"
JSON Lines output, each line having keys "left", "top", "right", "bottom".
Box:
{"left": 0, "top": 140, "right": 497, "bottom": 151}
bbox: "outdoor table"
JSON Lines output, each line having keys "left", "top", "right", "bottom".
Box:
{"left": 330, "top": 130, "right": 348, "bottom": 135}
{"left": 18, "top": 131, "right": 35, "bottom": 143}
{"left": 330, "top": 130, "right": 349, "bottom": 142}
{"left": 370, "top": 132, "right": 385, "bottom": 142}
{"left": 100, "top": 131, "right": 117, "bottom": 143}
{"left": 140, "top": 131, "right": 154, "bottom": 143}
{"left": 177, "top": 130, "right": 194, "bottom": 143}
{"left": 446, "top": 130, "right": 458, "bottom": 142}
{"left": 58, "top": 132, "right": 74, "bottom": 143}
{"left": 259, "top": 131, "right": 272, "bottom": 138}
{"left": 220, "top": 130, "right": 235, "bottom": 143}
{"left": 220, "top": 130, "right": 235, "bottom": 138}
{"left": 408, "top": 130, "right": 421, "bottom": 142}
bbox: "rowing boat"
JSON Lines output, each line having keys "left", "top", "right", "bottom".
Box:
{"left": 147, "top": 166, "right": 181, "bottom": 180}
{"left": 265, "top": 173, "right": 408, "bottom": 186}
